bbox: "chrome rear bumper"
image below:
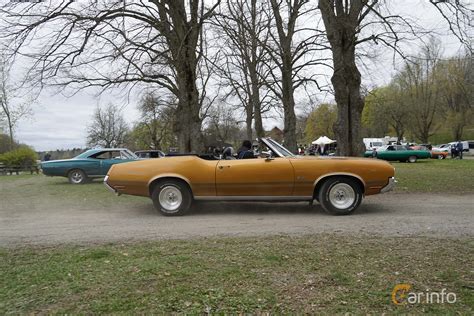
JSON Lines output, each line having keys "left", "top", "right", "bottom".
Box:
{"left": 381, "top": 177, "right": 396, "bottom": 193}
{"left": 103, "top": 175, "right": 120, "bottom": 195}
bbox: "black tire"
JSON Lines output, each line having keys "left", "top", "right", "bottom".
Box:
{"left": 371, "top": 151, "right": 377, "bottom": 158}
{"left": 318, "top": 177, "right": 363, "bottom": 215}
{"left": 68, "top": 169, "right": 88, "bottom": 184}
{"left": 408, "top": 155, "right": 417, "bottom": 163}
{"left": 151, "top": 180, "right": 192, "bottom": 216}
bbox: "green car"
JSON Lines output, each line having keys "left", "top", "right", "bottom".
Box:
{"left": 364, "top": 145, "right": 431, "bottom": 163}
{"left": 41, "top": 148, "right": 139, "bottom": 184}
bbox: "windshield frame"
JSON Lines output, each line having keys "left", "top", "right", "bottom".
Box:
{"left": 260, "top": 138, "right": 295, "bottom": 158}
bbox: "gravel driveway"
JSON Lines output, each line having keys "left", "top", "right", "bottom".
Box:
{"left": 1, "top": 193, "right": 473, "bottom": 247}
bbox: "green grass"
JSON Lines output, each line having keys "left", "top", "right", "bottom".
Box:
{"left": 391, "top": 159, "right": 474, "bottom": 193}
{"left": 0, "top": 235, "right": 472, "bottom": 314}
{"left": 0, "top": 174, "right": 149, "bottom": 210}
{"left": 1, "top": 163, "right": 473, "bottom": 313}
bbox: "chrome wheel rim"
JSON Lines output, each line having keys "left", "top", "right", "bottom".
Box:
{"left": 70, "top": 171, "right": 83, "bottom": 184}
{"left": 159, "top": 186, "right": 182, "bottom": 212}
{"left": 408, "top": 156, "right": 416, "bottom": 163}
{"left": 329, "top": 183, "right": 355, "bottom": 210}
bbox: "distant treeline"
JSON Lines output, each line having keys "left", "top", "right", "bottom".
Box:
{"left": 37, "top": 148, "right": 86, "bottom": 161}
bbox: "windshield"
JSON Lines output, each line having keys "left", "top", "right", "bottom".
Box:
{"left": 263, "top": 138, "right": 295, "bottom": 157}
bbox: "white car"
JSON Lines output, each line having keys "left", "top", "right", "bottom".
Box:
{"left": 432, "top": 144, "right": 450, "bottom": 152}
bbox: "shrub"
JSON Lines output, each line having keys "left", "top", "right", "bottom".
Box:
{"left": 0, "top": 146, "right": 38, "bottom": 167}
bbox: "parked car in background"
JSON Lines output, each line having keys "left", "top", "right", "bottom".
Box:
{"left": 430, "top": 150, "right": 448, "bottom": 159}
{"left": 105, "top": 138, "right": 395, "bottom": 216}
{"left": 432, "top": 144, "right": 450, "bottom": 152}
{"left": 135, "top": 150, "right": 165, "bottom": 159}
{"left": 364, "top": 145, "right": 431, "bottom": 163}
{"left": 41, "top": 148, "right": 138, "bottom": 184}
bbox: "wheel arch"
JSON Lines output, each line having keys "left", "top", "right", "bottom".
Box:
{"left": 148, "top": 174, "right": 193, "bottom": 198}
{"left": 313, "top": 173, "right": 366, "bottom": 198}
{"left": 67, "top": 167, "right": 87, "bottom": 177}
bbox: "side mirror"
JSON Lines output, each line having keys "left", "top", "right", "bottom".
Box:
{"left": 264, "top": 151, "right": 275, "bottom": 161}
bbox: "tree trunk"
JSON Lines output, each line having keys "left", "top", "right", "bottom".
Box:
{"left": 170, "top": 27, "right": 203, "bottom": 153}
{"left": 331, "top": 50, "right": 364, "bottom": 156}
{"left": 281, "top": 60, "right": 297, "bottom": 153}
{"left": 245, "top": 105, "right": 253, "bottom": 140}
{"left": 8, "top": 121, "right": 14, "bottom": 151}
{"left": 251, "top": 77, "right": 264, "bottom": 139}
{"left": 173, "top": 63, "right": 203, "bottom": 153}
{"left": 319, "top": 0, "right": 366, "bottom": 156}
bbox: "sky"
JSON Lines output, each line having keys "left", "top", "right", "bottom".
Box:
{"left": 3, "top": 0, "right": 469, "bottom": 151}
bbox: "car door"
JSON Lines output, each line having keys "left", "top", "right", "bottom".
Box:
{"left": 215, "top": 157, "right": 294, "bottom": 196}
{"left": 378, "top": 146, "right": 395, "bottom": 160}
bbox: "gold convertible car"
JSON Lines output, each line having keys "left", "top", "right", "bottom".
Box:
{"left": 104, "top": 138, "right": 395, "bottom": 216}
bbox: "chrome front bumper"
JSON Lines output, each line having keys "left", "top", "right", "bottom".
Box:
{"left": 381, "top": 177, "right": 396, "bottom": 193}
{"left": 103, "top": 175, "right": 120, "bottom": 195}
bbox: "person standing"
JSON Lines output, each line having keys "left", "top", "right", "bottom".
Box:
{"left": 456, "top": 141, "right": 463, "bottom": 159}
{"left": 451, "top": 143, "right": 457, "bottom": 159}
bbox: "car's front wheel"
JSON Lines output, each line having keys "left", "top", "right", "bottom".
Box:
{"left": 68, "top": 169, "right": 88, "bottom": 184}
{"left": 318, "top": 177, "right": 363, "bottom": 215}
{"left": 408, "top": 155, "right": 417, "bottom": 163}
{"left": 151, "top": 180, "right": 192, "bottom": 216}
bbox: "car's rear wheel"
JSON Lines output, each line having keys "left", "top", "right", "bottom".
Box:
{"left": 437, "top": 154, "right": 445, "bottom": 160}
{"left": 408, "top": 155, "right": 417, "bottom": 163}
{"left": 318, "top": 177, "right": 363, "bottom": 215}
{"left": 68, "top": 169, "right": 88, "bottom": 184}
{"left": 151, "top": 180, "right": 192, "bottom": 216}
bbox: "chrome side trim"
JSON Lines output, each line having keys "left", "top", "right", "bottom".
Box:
{"left": 194, "top": 196, "right": 312, "bottom": 201}
{"left": 381, "top": 177, "right": 396, "bottom": 193}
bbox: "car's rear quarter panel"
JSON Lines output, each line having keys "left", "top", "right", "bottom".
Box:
{"left": 289, "top": 158, "right": 394, "bottom": 196}
{"left": 42, "top": 159, "right": 95, "bottom": 177}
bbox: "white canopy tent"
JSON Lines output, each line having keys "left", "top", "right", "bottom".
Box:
{"left": 312, "top": 136, "right": 336, "bottom": 145}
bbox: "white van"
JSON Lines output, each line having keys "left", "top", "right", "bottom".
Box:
{"left": 363, "top": 138, "right": 385, "bottom": 150}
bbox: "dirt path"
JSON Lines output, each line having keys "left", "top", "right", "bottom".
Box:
{"left": 1, "top": 192, "right": 473, "bottom": 247}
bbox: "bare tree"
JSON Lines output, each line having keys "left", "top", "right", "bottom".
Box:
{"left": 399, "top": 40, "right": 442, "bottom": 143}
{"left": 1, "top": 0, "right": 221, "bottom": 153}
{"left": 205, "top": 102, "right": 241, "bottom": 145}
{"left": 87, "top": 103, "right": 128, "bottom": 148}
{"left": 317, "top": 0, "right": 472, "bottom": 155}
{"left": 0, "top": 55, "right": 32, "bottom": 150}
{"left": 136, "top": 91, "right": 176, "bottom": 150}
{"left": 265, "top": 0, "right": 329, "bottom": 153}
{"left": 437, "top": 52, "right": 473, "bottom": 140}
{"left": 214, "top": 0, "right": 273, "bottom": 140}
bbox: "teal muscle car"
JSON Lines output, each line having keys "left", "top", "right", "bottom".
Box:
{"left": 41, "top": 148, "right": 138, "bottom": 184}
{"left": 364, "top": 145, "right": 431, "bottom": 163}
